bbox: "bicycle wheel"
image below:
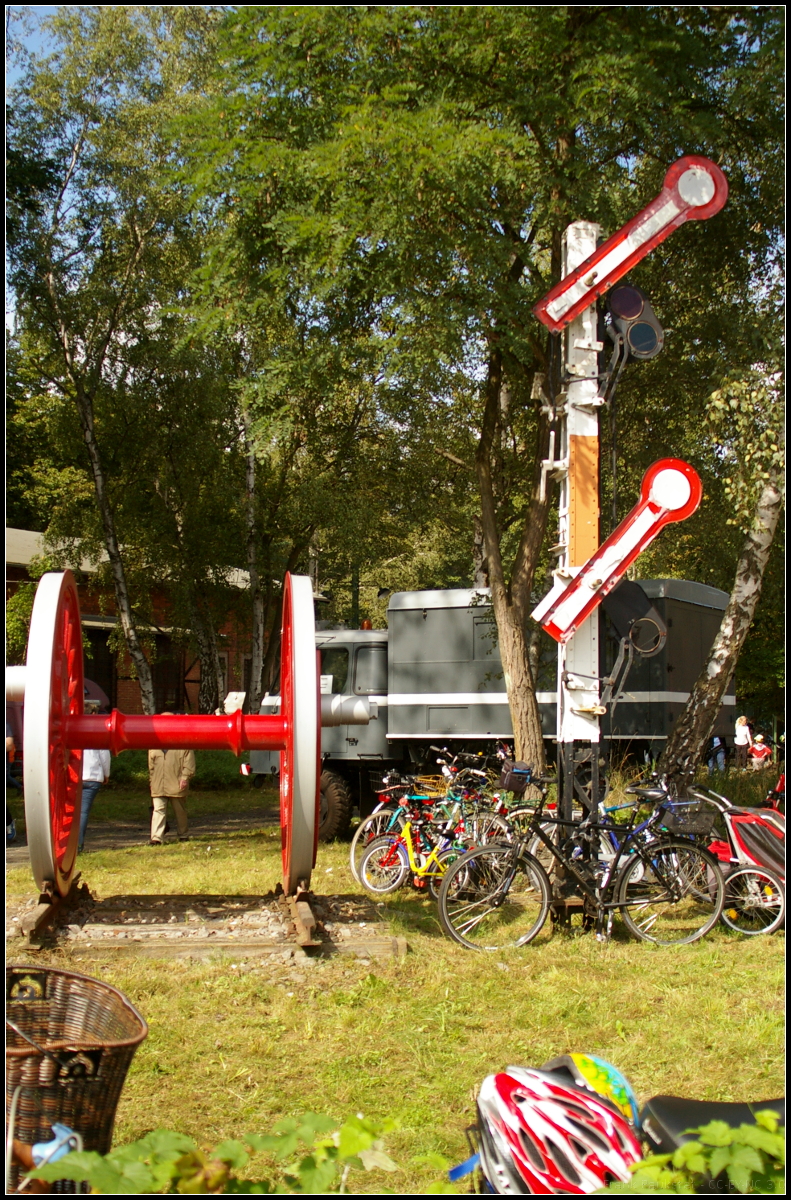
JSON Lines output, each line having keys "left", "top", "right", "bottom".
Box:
{"left": 528, "top": 822, "right": 561, "bottom": 877}
{"left": 350, "top": 808, "right": 403, "bottom": 882}
{"left": 462, "top": 811, "right": 513, "bottom": 849}
{"left": 437, "top": 844, "right": 550, "bottom": 951}
{"left": 427, "top": 846, "right": 464, "bottom": 900}
{"left": 721, "top": 866, "right": 785, "bottom": 936}
{"left": 504, "top": 806, "right": 536, "bottom": 837}
{"left": 358, "top": 835, "right": 410, "bottom": 894}
{"left": 617, "top": 840, "right": 724, "bottom": 946}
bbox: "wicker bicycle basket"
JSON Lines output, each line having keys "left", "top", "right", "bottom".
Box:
{"left": 367, "top": 772, "right": 447, "bottom": 799}
{"left": 658, "top": 801, "right": 717, "bottom": 836}
{"left": 6, "top": 965, "right": 148, "bottom": 1193}
{"left": 412, "top": 775, "right": 448, "bottom": 798}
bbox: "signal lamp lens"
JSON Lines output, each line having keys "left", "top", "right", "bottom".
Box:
{"left": 610, "top": 285, "right": 644, "bottom": 320}
{"left": 627, "top": 322, "right": 661, "bottom": 357}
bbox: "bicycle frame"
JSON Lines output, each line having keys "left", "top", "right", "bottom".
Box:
{"left": 366, "top": 790, "right": 496, "bottom": 855}
{"left": 518, "top": 803, "right": 683, "bottom": 936}
{"left": 377, "top": 821, "right": 453, "bottom": 881}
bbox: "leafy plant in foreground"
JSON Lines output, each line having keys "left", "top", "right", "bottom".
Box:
{"left": 27, "top": 1112, "right": 459, "bottom": 1194}
{"left": 598, "top": 1109, "right": 785, "bottom": 1194}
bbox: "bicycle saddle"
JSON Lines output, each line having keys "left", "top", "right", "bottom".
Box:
{"left": 625, "top": 785, "right": 667, "bottom": 800}
{"left": 640, "top": 1094, "right": 785, "bottom": 1153}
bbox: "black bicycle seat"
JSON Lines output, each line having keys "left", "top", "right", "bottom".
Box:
{"left": 641, "top": 1094, "right": 785, "bottom": 1153}
{"left": 625, "top": 785, "right": 667, "bottom": 800}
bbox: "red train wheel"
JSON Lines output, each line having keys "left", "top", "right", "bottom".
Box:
{"left": 23, "top": 571, "right": 84, "bottom": 896}
{"left": 279, "top": 573, "right": 321, "bottom": 894}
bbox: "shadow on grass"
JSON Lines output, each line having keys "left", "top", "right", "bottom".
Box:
{"left": 379, "top": 891, "right": 451, "bottom": 940}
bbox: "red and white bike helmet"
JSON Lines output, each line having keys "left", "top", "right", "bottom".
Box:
{"left": 476, "top": 1066, "right": 642, "bottom": 1194}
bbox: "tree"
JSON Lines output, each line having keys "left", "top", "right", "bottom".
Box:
{"left": 9, "top": 7, "right": 458, "bottom": 719}
{"left": 220, "top": 317, "right": 476, "bottom": 710}
{"left": 658, "top": 370, "right": 784, "bottom": 784}
{"left": 6, "top": 5, "right": 222, "bottom": 713}
{"left": 182, "top": 4, "right": 783, "bottom": 762}
{"left": 8, "top": 300, "right": 255, "bottom": 713}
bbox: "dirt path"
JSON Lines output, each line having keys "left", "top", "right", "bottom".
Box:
{"left": 6, "top": 811, "right": 279, "bottom": 870}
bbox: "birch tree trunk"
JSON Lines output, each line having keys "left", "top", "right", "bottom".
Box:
{"left": 244, "top": 416, "right": 266, "bottom": 715}
{"left": 658, "top": 474, "right": 784, "bottom": 787}
{"left": 189, "top": 595, "right": 225, "bottom": 714}
{"left": 475, "top": 347, "right": 552, "bottom": 768}
{"left": 73, "top": 378, "right": 157, "bottom": 714}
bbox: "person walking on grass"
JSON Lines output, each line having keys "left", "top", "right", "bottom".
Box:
{"left": 734, "top": 715, "right": 753, "bottom": 771}
{"left": 79, "top": 700, "right": 111, "bottom": 853}
{"left": 148, "top": 712, "right": 195, "bottom": 845}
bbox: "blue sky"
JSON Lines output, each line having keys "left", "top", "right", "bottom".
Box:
{"left": 6, "top": 6, "right": 59, "bottom": 327}
{"left": 6, "top": 5, "right": 59, "bottom": 89}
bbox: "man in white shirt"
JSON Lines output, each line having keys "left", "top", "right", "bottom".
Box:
{"left": 79, "top": 701, "right": 111, "bottom": 853}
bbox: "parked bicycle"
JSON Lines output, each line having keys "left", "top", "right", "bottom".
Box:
{"left": 351, "top": 762, "right": 510, "bottom": 884}
{"left": 358, "top": 821, "right": 460, "bottom": 898}
{"left": 635, "top": 775, "right": 785, "bottom": 937}
{"left": 437, "top": 765, "right": 726, "bottom": 949}
{"left": 356, "top": 785, "right": 511, "bottom": 898}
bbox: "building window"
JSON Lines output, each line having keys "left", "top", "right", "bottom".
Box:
{"left": 152, "top": 636, "right": 184, "bottom": 712}
{"left": 84, "top": 628, "right": 117, "bottom": 708}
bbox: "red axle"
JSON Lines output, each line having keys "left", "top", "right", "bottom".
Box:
{"left": 64, "top": 711, "right": 288, "bottom": 758}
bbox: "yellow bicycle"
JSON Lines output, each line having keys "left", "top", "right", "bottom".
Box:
{"left": 358, "top": 821, "right": 462, "bottom": 899}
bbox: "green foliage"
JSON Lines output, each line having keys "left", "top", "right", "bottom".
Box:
{"left": 6, "top": 4, "right": 478, "bottom": 711}
{"left": 598, "top": 1111, "right": 785, "bottom": 1194}
{"left": 108, "top": 751, "right": 245, "bottom": 790}
{"left": 182, "top": 4, "right": 784, "bottom": 737}
{"left": 7, "top": 7, "right": 785, "bottom": 735}
{"left": 23, "top": 1106, "right": 786, "bottom": 1196}
{"left": 5, "top": 580, "right": 37, "bottom": 666}
{"left": 5, "top": 5, "right": 242, "bottom": 712}
{"left": 707, "top": 374, "right": 784, "bottom": 535}
{"left": 28, "top": 1113, "right": 404, "bottom": 1194}
{"left": 4, "top": 555, "right": 64, "bottom": 665}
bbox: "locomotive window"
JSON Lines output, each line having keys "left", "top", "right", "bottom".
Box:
{"left": 353, "top": 645, "right": 388, "bottom": 695}
{"left": 320, "top": 647, "right": 349, "bottom": 693}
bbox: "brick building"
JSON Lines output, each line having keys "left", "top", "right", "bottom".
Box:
{"left": 6, "top": 528, "right": 254, "bottom": 714}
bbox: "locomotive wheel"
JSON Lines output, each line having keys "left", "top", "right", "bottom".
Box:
{"left": 18, "top": 571, "right": 322, "bottom": 898}
{"left": 23, "top": 571, "right": 84, "bottom": 896}
{"left": 279, "top": 574, "right": 321, "bottom": 893}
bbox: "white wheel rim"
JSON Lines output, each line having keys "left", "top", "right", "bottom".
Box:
{"left": 24, "top": 571, "right": 83, "bottom": 895}
{"left": 280, "top": 574, "right": 319, "bottom": 892}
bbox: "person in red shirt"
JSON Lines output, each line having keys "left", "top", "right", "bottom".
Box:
{"left": 748, "top": 734, "right": 772, "bottom": 769}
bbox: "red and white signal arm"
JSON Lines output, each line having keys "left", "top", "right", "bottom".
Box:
{"left": 532, "top": 459, "right": 703, "bottom": 644}
{"left": 534, "top": 157, "right": 728, "bottom": 333}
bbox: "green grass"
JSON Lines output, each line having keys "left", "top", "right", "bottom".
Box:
{"left": 5, "top": 783, "right": 784, "bottom": 1194}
